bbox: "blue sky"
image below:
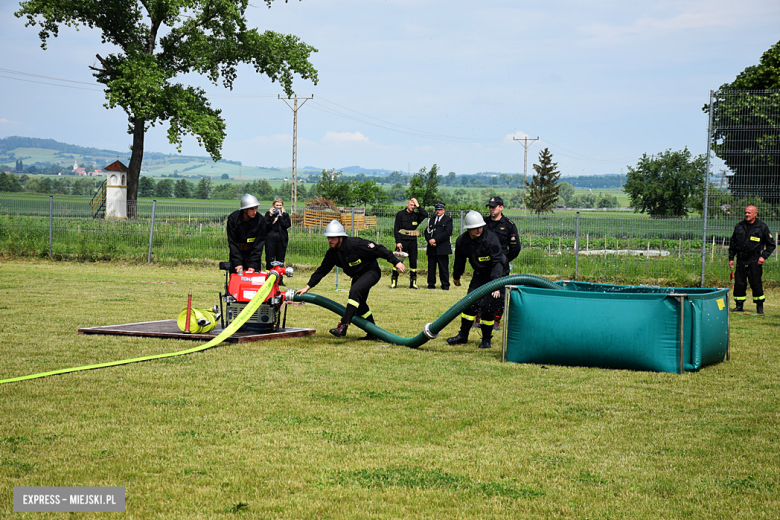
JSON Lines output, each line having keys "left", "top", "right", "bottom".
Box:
{"left": 1, "top": 0, "right": 779, "bottom": 176}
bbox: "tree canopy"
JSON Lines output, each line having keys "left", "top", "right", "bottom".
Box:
{"left": 526, "top": 148, "right": 561, "bottom": 216}
{"left": 624, "top": 148, "right": 705, "bottom": 217}
{"left": 16, "top": 0, "right": 318, "bottom": 213}
{"left": 705, "top": 40, "right": 780, "bottom": 207}
{"left": 406, "top": 164, "right": 440, "bottom": 207}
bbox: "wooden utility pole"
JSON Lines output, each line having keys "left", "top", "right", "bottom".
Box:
{"left": 513, "top": 136, "right": 539, "bottom": 216}
{"left": 279, "top": 94, "right": 313, "bottom": 215}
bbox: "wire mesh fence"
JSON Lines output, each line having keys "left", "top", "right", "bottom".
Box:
{"left": 705, "top": 89, "right": 780, "bottom": 236}
{"left": 2, "top": 193, "right": 776, "bottom": 287}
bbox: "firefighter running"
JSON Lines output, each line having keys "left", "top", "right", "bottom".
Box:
{"left": 446, "top": 211, "right": 507, "bottom": 349}
{"left": 728, "top": 205, "right": 775, "bottom": 314}
{"left": 392, "top": 197, "right": 428, "bottom": 289}
{"left": 296, "top": 220, "right": 406, "bottom": 340}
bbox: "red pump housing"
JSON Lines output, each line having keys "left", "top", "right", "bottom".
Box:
{"left": 227, "top": 265, "right": 289, "bottom": 303}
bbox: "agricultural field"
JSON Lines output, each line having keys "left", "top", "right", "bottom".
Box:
{"left": 1, "top": 260, "right": 778, "bottom": 518}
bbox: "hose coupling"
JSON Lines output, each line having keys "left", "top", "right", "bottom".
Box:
{"left": 423, "top": 323, "right": 438, "bottom": 339}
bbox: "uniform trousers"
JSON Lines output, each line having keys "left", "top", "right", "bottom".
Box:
{"left": 265, "top": 233, "right": 286, "bottom": 269}
{"left": 734, "top": 256, "right": 765, "bottom": 302}
{"left": 343, "top": 265, "right": 381, "bottom": 325}
{"left": 462, "top": 272, "right": 504, "bottom": 325}
{"left": 427, "top": 254, "right": 450, "bottom": 289}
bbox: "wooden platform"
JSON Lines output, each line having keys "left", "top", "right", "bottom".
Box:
{"left": 78, "top": 320, "right": 316, "bottom": 343}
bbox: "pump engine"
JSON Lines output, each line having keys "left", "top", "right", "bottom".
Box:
{"left": 219, "top": 262, "right": 296, "bottom": 333}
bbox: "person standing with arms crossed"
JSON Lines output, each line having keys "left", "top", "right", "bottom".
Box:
{"left": 392, "top": 197, "right": 427, "bottom": 289}
{"left": 728, "top": 205, "right": 775, "bottom": 314}
{"left": 424, "top": 202, "right": 453, "bottom": 290}
{"left": 264, "top": 197, "right": 291, "bottom": 270}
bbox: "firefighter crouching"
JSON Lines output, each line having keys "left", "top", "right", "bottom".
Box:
{"left": 446, "top": 211, "right": 507, "bottom": 349}
{"left": 392, "top": 197, "right": 428, "bottom": 289}
{"left": 296, "top": 220, "right": 406, "bottom": 340}
{"left": 728, "top": 205, "right": 775, "bottom": 314}
{"left": 226, "top": 194, "right": 265, "bottom": 274}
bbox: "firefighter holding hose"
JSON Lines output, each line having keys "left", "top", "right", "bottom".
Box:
{"left": 296, "top": 220, "right": 406, "bottom": 340}
{"left": 446, "top": 211, "right": 507, "bottom": 349}
{"left": 226, "top": 194, "right": 266, "bottom": 274}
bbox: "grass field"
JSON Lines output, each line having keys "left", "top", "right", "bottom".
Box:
{"left": 1, "top": 260, "right": 779, "bottom": 518}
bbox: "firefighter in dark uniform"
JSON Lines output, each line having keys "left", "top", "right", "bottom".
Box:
{"left": 483, "top": 195, "right": 520, "bottom": 329}
{"left": 392, "top": 197, "right": 428, "bottom": 289}
{"left": 728, "top": 205, "right": 775, "bottom": 314}
{"left": 446, "top": 211, "right": 507, "bottom": 349}
{"left": 424, "top": 202, "right": 453, "bottom": 290}
{"left": 296, "top": 220, "right": 406, "bottom": 340}
{"left": 226, "top": 194, "right": 265, "bottom": 274}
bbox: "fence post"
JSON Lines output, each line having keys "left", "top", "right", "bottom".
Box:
{"left": 351, "top": 206, "right": 356, "bottom": 237}
{"left": 49, "top": 195, "right": 53, "bottom": 260}
{"left": 460, "top": 209, "right": 464, "bottom": 233}
{"left": 700, "top": 89, "right": 715, "bottom": 287}
{"left": 147, "top": 200, "right": 157, "bottom": 264}
{"left": 575, "top": 212, "right": 580, "bottom": 280}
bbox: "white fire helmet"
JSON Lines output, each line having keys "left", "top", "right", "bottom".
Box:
{"left": 323, "top": 220, "right": 348, "bottom": 237}
{"left": 240, "top": 194, "right": 260, "bottom": 210}
{"left": 463, "top": 210, "right": 486, "bottom": 230}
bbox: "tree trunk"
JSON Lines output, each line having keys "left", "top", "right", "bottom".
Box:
{"left": 127, "top": 117, "right": 145, "bottom": 218}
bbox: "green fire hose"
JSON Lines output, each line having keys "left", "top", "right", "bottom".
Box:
{"left": 1, "top": 273, "right": 562, "bottom": 384}
{"left": 294, "top": 274, "right": 563, "bottom": 348}
{"left": 0, "top": 272, "right": 280, "bottom": 385}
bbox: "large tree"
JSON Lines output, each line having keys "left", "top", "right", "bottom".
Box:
{"left": 526, "top": 148, "right": 560, "bottom": 216}
{"left": 16, "top": 0, "right": 318, "bottom": 215}
{"left": 624, "top": 148, "right": 705, "bottom": 217}
{"left": 705, "top": 40, "right": 780, "bottom": 207}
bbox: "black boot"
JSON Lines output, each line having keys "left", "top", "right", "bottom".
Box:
{"left": 757, "top": 302, "right": 765, "bottom": 315}
{"left": 390, "top": 270, "right": 398, "bottom": 289}
{"left": 731, "top": 301, "right": 744, "bottom": 313}
{"left": 479, "top": 324, "right": 493, "bottom": 349}
{"left": 409, "top": 272, "right": 419, "bottom": 290}
{"left": 447, "top": 318, "right": 472, "bottom": 345}
{"left": 329, "top": 322, "right": 348, "bottom": 337}
{"left": 357, "top": 315, "right": 380, "bottom": 341}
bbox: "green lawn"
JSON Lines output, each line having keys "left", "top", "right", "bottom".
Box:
{"left": 1, "top": 260, "right": 778, "bottom": 518}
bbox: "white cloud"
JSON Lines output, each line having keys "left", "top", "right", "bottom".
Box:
{"left": 321, "top": 131, "right": 369, "bottom": 144}
{"left": 0, "top": 118, "right": 14, "bottom": 124}
{"left": 578, "top": 2, "right": 734, "bottom": 45}
{"left": 503, "top": 131, "right": 532, "bottom": 143}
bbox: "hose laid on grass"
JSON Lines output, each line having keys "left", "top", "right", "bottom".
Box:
{"left": 0, "top": 272, "right": 279, "bottom": 385}
{"left": 293, "top": 273, "right": 563, "bottom": 348}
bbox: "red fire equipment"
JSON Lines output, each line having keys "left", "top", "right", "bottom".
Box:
{"left": 219, "top": 262, "right": 296, "bottom": 333}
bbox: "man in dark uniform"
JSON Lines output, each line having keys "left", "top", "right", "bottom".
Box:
{"left": 296, "top": 220, "right": 406, "bottom": 339}
{"left": 424, "top": 202, "right": 453, "bottom": 290}
{"left": 484, "top": 196, "right": 520, "bottom": 329}
{"left": 392, "top": 197, "right": 427, "bottom": 289}
{"left": 728, "top": 205, "right": 775, "bottom": 314}
{"left": 446, "top": 211, "right": 507, "bottom": 349}
{"left": 226, "top": 194, "right": 265, "bottom": 274}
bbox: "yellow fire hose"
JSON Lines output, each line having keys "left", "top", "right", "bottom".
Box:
{"left": 0, "top": 272, "right": 279, "bottom": 385}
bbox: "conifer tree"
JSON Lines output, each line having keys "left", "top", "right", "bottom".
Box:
{"left": 526, "top": 148, "right": 561, "bottom": 216}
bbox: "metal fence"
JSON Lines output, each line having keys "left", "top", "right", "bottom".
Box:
{"left": 2, "top": 193, "right": 776, "bottom": 287}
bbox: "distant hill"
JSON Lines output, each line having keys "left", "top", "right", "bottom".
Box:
{"left": 0, "top": 136, "right": 284, "bottom": 180}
